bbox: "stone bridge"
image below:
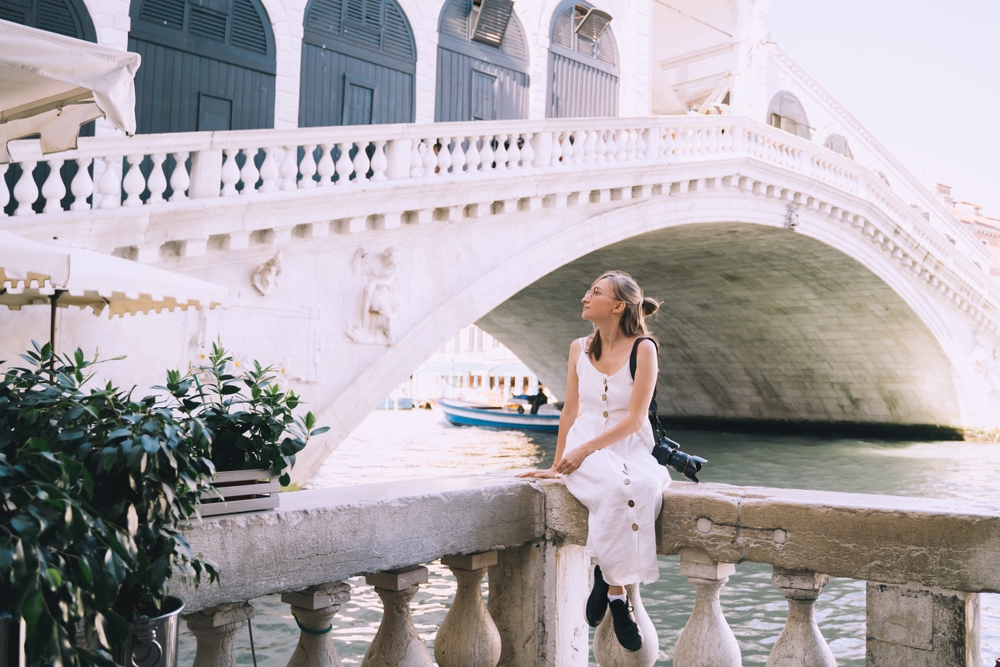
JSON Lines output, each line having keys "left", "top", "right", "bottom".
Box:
{"left": 3, "top": 113, "right": 1000, "bottom": 484}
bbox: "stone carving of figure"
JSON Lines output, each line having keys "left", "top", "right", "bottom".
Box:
{"left": 252, "top": 251, "right": 283, "bottom": 296}
{"left": 347, "top": 246, "right": 399, "bottom": 345}
{"left": 784, "top": 203, "right": 800, "bottom": 229}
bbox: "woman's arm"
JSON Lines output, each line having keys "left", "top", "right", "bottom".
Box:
{"left": 555, "top": 339, "right": 656, "bottom": 475}
{"left": 517, "top": 339, "right": 582, "bottom": 479}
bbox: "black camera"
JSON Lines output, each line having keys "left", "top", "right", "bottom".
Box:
{"left": 651, "top": 436, "right": 707, "bottom": 483}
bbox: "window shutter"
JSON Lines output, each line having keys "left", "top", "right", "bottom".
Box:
{"left": 383, "top": 1, "right": 415, "bottom": 60}
{"left": 231, "top": 0, "right": 268, "bottom": 53}
{"left": 37, "top": 0, "right": 78, "bottom": 36}
{"left": 439, "top": 0, "right": 469, "bottom": 38}
{"left": 140, "top": 0, "right": 185, "bottom": 29}
{"left": 189, "top": 6, "right": 227, "bottom": 41}
{"left": 551, "top": 6, "right": 574, "bottom": 49}
{"left": 305, "top": 0, "right": 343, "bottom": 34}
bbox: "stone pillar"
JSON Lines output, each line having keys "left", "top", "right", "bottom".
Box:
{"left": 435, "top": 552, "right": 501, "bottom": 667}
{"left": 487, "top": 540, "right": 589, "bottom": 667}
{"left": 360, "top": 566, "right": 434, "bottom": 667}
{"left": 673, "top": 547, "right": 741, "bottom": 667}
{"left": 185, "top": 601, "right": 254, "bottom": 667}
{"left": 766, "top": 568, "right": 835, "bottom": 667}
{"left": 282, "top": 582, "right": 351, "bottom": 667}
{"left": 593, "top": 582, "right": 658, "bottom": 667}
{"left": 866, "top": 582, "right": 980, "bottom": 667}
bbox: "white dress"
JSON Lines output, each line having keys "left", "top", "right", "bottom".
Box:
{"left": 562, "top": 337, "right": 671, "bottom": 586}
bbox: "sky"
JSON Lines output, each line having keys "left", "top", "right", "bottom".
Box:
{"left": 766, "top": 0, "right": 1000, "bottom": 217}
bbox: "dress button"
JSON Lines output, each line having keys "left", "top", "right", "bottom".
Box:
{"left": 631, "top": 523, "right": 638, "bottom": 531}
{"left": 628, "top": 500, "right": 635, "bottom": 507}
{"left": 602, "top": 394, "right": 607, "bottom": 401}
{"left": 623, "top": 478, "right": 631, "bottom": 485}
{"left": 603, "top": 411, "right": 609, "bottom": 418}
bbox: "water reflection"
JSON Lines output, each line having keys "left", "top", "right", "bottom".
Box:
{"left": 178, "top": 409, "right": 1000, "bottom": 666}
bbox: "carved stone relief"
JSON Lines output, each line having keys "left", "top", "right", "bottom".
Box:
{"left": 252, "top": 251, "right": 283, "bottom": 296}
{"left": 347, "top": 246, "right": 400, "bottom": 346}
{"left": 784, "top": 203, "right": 800, "bottom": 229}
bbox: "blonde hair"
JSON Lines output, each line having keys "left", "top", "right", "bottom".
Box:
{"left": 587, "top": 271, "right": 661, "bottom": 360}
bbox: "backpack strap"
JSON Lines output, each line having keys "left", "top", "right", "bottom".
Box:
{"left": 629, "top": 336, "right": 658, "bottom": 381}
{"left": 629, "top": 337, "right": 663, "bottom": 438}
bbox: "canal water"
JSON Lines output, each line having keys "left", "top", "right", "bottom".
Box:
{"left": 178, "top": 408, "right": 1000, "bottom": 666}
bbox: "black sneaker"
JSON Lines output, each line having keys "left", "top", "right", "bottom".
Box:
{"left": 586, "top": 565, "right": 609, "bottom": 627}
{"left": 609, "top": 598, "right": 642, "bottom": 652}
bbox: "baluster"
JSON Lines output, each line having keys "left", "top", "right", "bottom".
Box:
{"left": 13, "top": 161, "right": 38, "bottom": 215}
{"left": 361, "top": 567, "right": 434, "bottom": 667}
{"left": 560, "top": 132, "right": 574, "bottom": 164}
{"left": 635, "top": 129, "right": 647, "bottom": 159}
{"left": 447, "top": 136, "right": 465, "bottom": 174}
{"left": 41, "top": 159, "right": 65, "bottom": 213}
{"left": 280, "top": 146, "right": 298, "bottom": 190}
{"left": 766, "top": 569, "right": 835, "bottom": 667}
{"left": 506, "top": 134, "right": 521, "bottom": 169}
{"left": 353, "top": 142, "right": 372, "bottom": 182}
{"left": 614, "top": 130, "right": 628, "bottom": 161}
{"left": 571, "top": 131, "right": 585, "bottom": 164}
{"left": 239, "top": 148, "right": 261, "bottom": 194}
{"left": 662, "top": 131, "right": 676, "bottom": 159}
{"left": 146, "top": 153, "right": 167, "bottom": 204}
{"left": 422, "top": 138, "right": 438, "bottom": 175}
{"left": 519, "top": 133, "right": 534, "bottom": 169}
{"left": 0, "top": 164, "right": 8, "bottom": 211}
{"left": 283, "top": 582, "right": 351, "bottom": 667}
{"left": 96, "top": 156, "right": 121, "bottom": 209}
{"left": 465, "top": 136, "right": 482, "bottom": 173}
{"left": 435, "top": 552, "right": 501, "bottom": 667}
{"left": 370, "top": 140, "right": 388, "bottom": 181}
{"left": 409, "top": 139, "right": 425, "bottom": 177}
{"left": 70, "top": 158, "right": 93, "bottom": 210}
{"left": 673, "top": 548, "right": 741, "bottom": 667}
{"left": 550, "top": 132, "right": 564, "bottom": 166}
{"left": 186, "top": 601, "right": 254, "bottom": 667}
{"left": 625, "top": 129, "right": 637, "bottom": 160}
{"left": 259, "top": 146, "right": 280, "bottom": 192}
{"left": 220, "top": 149, "right": 240, "bottom": 196}
{"left": 122, "top": 154, "right": 146, "bottom": 206}
{"left": 493, "top": 135, "right": 508, "bottom": 170}
{"left": 594, "top": 130, "right": 608, "bottom": 163}
{"left": 298, "top": 145, "right": 317, "bottom": 189}
{"left": 594, "top": 582, "right": 658, "bottom": 667}
{"left": 169, "top": 152, "right": 190, "bottom": 202}
{"left": 583, "top": 130, "right": 597, "bottom": 163}
{"left": 479, "top": 136, "right": 495, "bottom": 171}
{"left": 335, "top": 143, "right": 355, "bottom": 184}
{"left": 317, "top": 144, "right": 336, "bottom": 186}
{"left": 435, "top": 137, "right": 452, "bottom": 174}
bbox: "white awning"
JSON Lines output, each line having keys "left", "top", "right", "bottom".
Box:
{"left": 0, "top": 229, "right": 71, "bottom": 289}
{"left": 0, "top": 19, "right": 140, "bottom": 162}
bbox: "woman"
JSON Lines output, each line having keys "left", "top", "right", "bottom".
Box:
{"left": 519, "top": 270, "right": 669, "bottom": 652}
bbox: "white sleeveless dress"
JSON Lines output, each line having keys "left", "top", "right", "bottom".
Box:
{"left": 562, "top": 337, "right": 671, "bottom": 586}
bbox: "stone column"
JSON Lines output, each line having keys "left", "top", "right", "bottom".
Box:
{"left": 360, "top": 566, "right": 434, "bottom": 667}
{"left": 435, "top": 552, "right": 501, "bottom": 667}
{"left": 487, "top": 540, "right": 589, "bottom": 667}
{"left": 766, "top": 568, "right": 835, "bottom": 667}
{"left": 282, "top": 582, "right": 351, "bottom": 667}
{"left": 673, "top": 547, "right": 741, "bottom": 667}
{"left": 593, "top": 582, "right": 658, "bottom": 667}
{"left": 867, "top": 582, "right": 980, "bottom": 667}
{"left": 185, "top": 601, "right": 254, "bottom": 667}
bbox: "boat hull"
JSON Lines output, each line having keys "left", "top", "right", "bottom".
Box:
{"left": 436, "top": 399, "right": 559, "bottom": 433}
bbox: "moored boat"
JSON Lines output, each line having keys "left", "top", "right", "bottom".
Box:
{"left": 436, "top": 398, "right": 560, "bottom": 432}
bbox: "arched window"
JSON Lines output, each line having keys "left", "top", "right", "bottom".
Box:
{"left": 823, "top": 134, "right": 853, "bottom": 159}
{"left": 300, "top": 0, "right": 417, "bottom": 127}
{"left": 128, "top": 0, "right": 276, "bottom": 133}
{"left": 436, "top": 0, "right": 529, "bottom": 122}
{"left": 0, "top": 0, "right": 96, "bottom": 41}
{"left": 547, "top": 1, "right": 619, "bottom": 118}
{"left": 767, "top": 91, "right": 811, "bottom": 139}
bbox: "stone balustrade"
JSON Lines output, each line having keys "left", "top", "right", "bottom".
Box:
{"left": 0, "top": 114, "right": 987, "bottom": 275}
{"left": 175, "top": 474, "right": 998, "bottom": 667}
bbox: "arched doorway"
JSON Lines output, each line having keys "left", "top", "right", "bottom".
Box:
{"left": 299, "top": 0, "right": 416, "bottom": 127}
{"left": 767, "top": 92, "right": 812, "bottom": 139}
{"left": 547, "top": 0, "right": 619, "bottom": 118}
{"left": 0, "top": 0, "right": 96, "bottom": 41}
{"left": 435, "top": 0, "right": 529, "bottom": 122}
{"left": 128, "top": 0, "right": 276, "bottom": 133}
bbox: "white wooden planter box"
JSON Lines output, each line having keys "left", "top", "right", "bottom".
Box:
{"left": 199, "top": 469, "right": 279, "bottom": 517}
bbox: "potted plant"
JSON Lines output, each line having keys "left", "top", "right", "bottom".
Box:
{"left": 0, "top": 344, "right": 218, "bottom": 667}
{"left": 163, "top": 343, "right": 327, "bottom": 516}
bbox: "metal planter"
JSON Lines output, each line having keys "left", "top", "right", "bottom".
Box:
{"left": 111, "top": 596, "right": 184, "bottom": 667}
{"left": 198, "top": 468, "right": 279, "bottom": 517}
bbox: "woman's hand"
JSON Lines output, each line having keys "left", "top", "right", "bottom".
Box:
{"left": 517, "top": 468, "right": 561, "bottom": 479}
{"left": 556, "top": 445, "right": 593, "bottom": 475}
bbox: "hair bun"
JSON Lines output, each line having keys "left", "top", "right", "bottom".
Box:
{"left": 641, "top": 297, "right": 661, "bottom": 317}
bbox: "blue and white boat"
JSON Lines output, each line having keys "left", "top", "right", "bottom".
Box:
{"left": 436, "top": 398, "right": 560, "bottom": 433}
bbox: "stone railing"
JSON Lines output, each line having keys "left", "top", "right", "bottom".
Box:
{"left": 176, "top": 474, "right": 998, "bottom": 667}
{"left": 1, "top": 115, "right": 988, "bottom": 272}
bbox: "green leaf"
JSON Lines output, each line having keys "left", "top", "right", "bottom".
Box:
{"left": 27, "top": 436, "right": 48, "bottom": 451}
{"left": 45, "top": 567, "right": 63, "bottom": 587}
{"left": 22, "top": 588, "right": 45, "bottom": 625}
